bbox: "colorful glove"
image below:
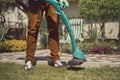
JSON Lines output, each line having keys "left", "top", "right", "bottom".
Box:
{"left": 60, "top": 0, "right": 69, "bottom": 8}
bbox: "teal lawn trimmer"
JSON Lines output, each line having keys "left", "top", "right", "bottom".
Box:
{"left": 45, "top": 0, "right": 86, "bottom": 66}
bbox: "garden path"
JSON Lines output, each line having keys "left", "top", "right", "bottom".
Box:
{"left": 0, "top": 49, "right": 120, "bottom": 68}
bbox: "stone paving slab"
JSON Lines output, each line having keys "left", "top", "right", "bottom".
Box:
{"left": 0, "top": 49, "right": 120, "bottom": 68}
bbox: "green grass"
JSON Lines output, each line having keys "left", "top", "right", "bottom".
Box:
{"left": 0, "top": 62, "right": 120, "bottom": 80}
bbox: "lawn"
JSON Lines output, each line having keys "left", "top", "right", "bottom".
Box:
{"left": 0, "top": 62, "right": 120, "bottom": 80}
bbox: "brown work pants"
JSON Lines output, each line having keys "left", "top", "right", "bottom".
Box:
{"left": 26, "top": 0, "right": 60, "bottom": 64}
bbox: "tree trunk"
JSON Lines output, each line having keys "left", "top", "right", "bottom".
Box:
{"left": 118, "top": 19, "right": 120, "bottom": 42}
{"left": 0, "top": 13, "right": 6, "bottom": 26}
{"left": 0, "top": 14, "right": 2, "bottom": 24}
{"left": 100, "top": 22, "right": 105, "bottom": 41}
{"left": 15, "top": 0, "right": 29, "bottom": 13}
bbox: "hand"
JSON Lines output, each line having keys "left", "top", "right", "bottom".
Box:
{"left": 60, "top": 0, "right": 69, "bottom": 8}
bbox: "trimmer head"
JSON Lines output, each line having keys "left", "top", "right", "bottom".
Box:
{"left": 72, "top": 48, "right": 86, "bottom": 60}
{"left": 68, "top": 57, "right": 86, "bottom": 66}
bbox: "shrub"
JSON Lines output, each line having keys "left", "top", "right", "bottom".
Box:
{"left": 0, "top": 25, "right": 9, "bottom": 41}
{"left": 60, "top": 43, "right": 72, "bottom": 54}
{"left": 88, "top": 47, "right": 111, "bottom": 54}
{"left": 0, "top": 39, "right": 26, "bottom": 52}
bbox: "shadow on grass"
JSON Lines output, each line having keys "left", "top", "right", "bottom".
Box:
{"left": 67, "top": 66, "right": 85, "bottom": 71}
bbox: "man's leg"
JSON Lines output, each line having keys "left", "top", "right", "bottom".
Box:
{"left": 45, "top": 3, "right": 63, "bottom": 67}
{"left": 25, "top": 0, "right": 44, "bottom": 69}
